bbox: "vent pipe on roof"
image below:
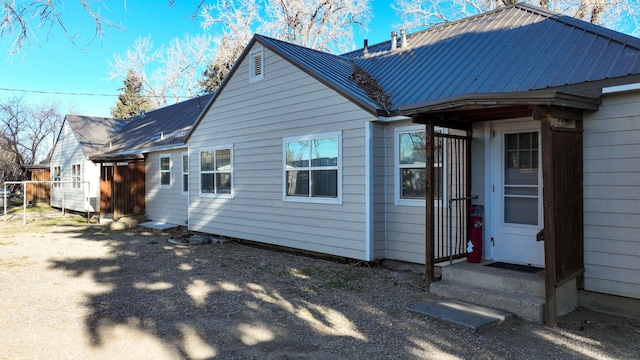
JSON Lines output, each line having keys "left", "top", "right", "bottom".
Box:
{"left": 140, "top": 110, "right": 145, "bottom": 119}
{"left": 400, "top": 29, "right": 407, "bottom": 48}
{"left": 391, "top": 31, "right": 397, "bottom": 50}
{"left": 363, "top": 39, "right": 368, "bottom": 54}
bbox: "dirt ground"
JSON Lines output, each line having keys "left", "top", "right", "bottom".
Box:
{"left": 1, "top": 209, "right": 640, "bottom": 359}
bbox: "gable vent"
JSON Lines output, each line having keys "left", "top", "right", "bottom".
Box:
{"left": 250, "top": 49, "right": 264, "bottom": 82}
{"left": 253, "top": 54, "right": 262, "bottom": 76}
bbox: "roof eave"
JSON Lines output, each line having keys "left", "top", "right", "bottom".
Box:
{"left": 398, "top": 90, "right": 602, "bottom": 116}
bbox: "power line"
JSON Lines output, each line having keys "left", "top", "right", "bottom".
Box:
{"left": 0, "top": 87, "right": 118, "bottom": 97}
{"left": 0, "top": 87, "right": 191, "bottom": 99}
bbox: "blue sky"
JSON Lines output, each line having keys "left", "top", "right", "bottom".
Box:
{"left": 1, "top": 1, "right": 398, "bottom": 118}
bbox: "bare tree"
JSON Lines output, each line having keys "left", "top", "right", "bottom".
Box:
{"left": 1, "top": 0, "right": 120, "bottom": 55}
{"left": 197, "top": 0, "right": 261, "bottom": 93}
{"left": 108, "top": 34, "right": 215, "bottom": 107}
{"left": 0, "top": 96, "right": 62, "bottom": 166}
{"left": 197, "top": 0, "right": 371, "bottom": 93}
{"left": 263, "top": 0, "right": 371, "bottom": 53}
{"left": 394, "top": 0, "right": 640, "bottom": 35}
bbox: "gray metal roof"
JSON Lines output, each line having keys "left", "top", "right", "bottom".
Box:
{"left": 64, "top": 115, "right": 128, "bottom": 157}
{"left": 271, "top": 3, "right": 640, "bottom": 114}
{"left": 92, "top": 93, "right": 214, "bottom": 160}
{"left": 347, "top": 4, "right": 640, "bottom": 111}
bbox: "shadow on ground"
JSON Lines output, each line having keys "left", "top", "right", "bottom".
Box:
{"left": 24, "top": 218, "right": 638, "bottom": 359}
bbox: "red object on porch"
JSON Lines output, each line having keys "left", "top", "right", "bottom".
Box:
{"left": 467, "top": 205, "right": 484, "bottom": 263}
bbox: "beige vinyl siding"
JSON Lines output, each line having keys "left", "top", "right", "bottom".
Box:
{"left": 382, "top": 121, "right": 469, "bottom": 264}
{"left": 146, "top": 150, "right": 189, "bottom": 226}
{"left": 188, "top": 44, "right": 371, "bottom": 260}
{"left": 381, "top": 120, "right": 427, "bottom": 264}
{"left": 583, "top": 90, "right": 640, "bottom": 300}
{"left": 49, "top": 121, "right": 100, "bottom": 212}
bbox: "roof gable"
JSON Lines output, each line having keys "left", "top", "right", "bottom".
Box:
{"left": 94, "top": 93, "right": 214, "bottom": 160}
{"left": 62, "top": 115, "right": 128, "bottom": 157}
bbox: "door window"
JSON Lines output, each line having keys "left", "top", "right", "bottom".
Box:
{"left": 504, "top": 132, "right": 539, "bottom": 225}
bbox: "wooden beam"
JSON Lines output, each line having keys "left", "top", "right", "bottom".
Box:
{"left": 531, "top": 105, "right": 583, "bottom": 122}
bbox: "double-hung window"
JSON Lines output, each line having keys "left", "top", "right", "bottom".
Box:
{"left": 284, "top": 132, "right": 341, "bottom": 204}
{"left": 53, "top": 166, "right": 61, "bottom": 188}
{"left": 160, "top": 155, "right": 171, "bottom": 187}
{"left": 72, "top": 164, "right": 81, "bottom": 189}
{"left": 182, "top": 153, "right": 189, "bottom": 194}
{"left": 395, "top": 125, "right": 445, "bottom": 206}
{"left": 200, "top": 147, "right": 232, "bottom": 196}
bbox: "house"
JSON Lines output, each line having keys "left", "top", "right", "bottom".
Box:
{"left": 89, "top": 93, "right": 214, "bottom": 224}
{"left": 185, "top": 3, "right": 640, "bottom": 325}
{"left": 49, "top": 115, "right": 128, "bottom": 214}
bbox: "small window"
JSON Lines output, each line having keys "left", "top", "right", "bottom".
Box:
{"left": 395, "top": 126, "right": 445, "bottom": 206}
{"left": 250, "top": 48, "right": 264, "bottom": 82}
{"left": 182, "top": 153, "right": 189, "bottom": 194}
{"left": 71, "top": 164, "right": 81, "bottom": 189}
{"left": 160, "top": 155, "right": 171, "bottom": 187}
{"left": 200, "top": 146, "right": 233, "bottom": 196}
{"left": 284, "top": 133, "right": 341, "bottom": 204}
{"left": 53, "top": 166, "right": 61, "bottom": 188}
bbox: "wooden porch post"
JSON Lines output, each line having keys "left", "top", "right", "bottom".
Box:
{"left": 540, "top": 116, "right": 558, "bottom": 327}
{"left": 537, "top": 106, "right": 585, "bottom": 328}
{"left": 113, "top": 163, "right": 120, "bottom": 220}
{"left": 424, "top": 118, "right": 436, "bottom": 287}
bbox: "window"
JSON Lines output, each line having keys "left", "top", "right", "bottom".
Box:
{"left": 284, "top": 133, "right": 341, "bottom": 203}
{"left": 249, "top": 48, "right": 264, "bottom": 82}
{"left": 395, "top": 126, "right": 444, "bottom": 206}
{"left": 200, "top": 147, "right": 232, "bottom": 196}
{"left": 53, "top": 166, "right": 61, "bottom": 188}
{"left": 71, "top": 164, "right": 81, "bottom": 188}
{"left": 182, "top": 153, "right": 189, "bottom": 194}
{"left": 160, "top": 155, "right": 171, "bottom": 187}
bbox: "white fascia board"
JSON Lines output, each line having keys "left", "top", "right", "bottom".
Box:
{"left": 376, "top": 115, "right": 412, "bottom": 123}
{"left": 602, "top": 83, "right": 640, "bottom": 94}
{"left": 141, "top": 144, "right": 188, "bottom": 154}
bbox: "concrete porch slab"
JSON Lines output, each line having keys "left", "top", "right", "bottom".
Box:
{"left": 139, "top": 221, "right": 179, "bottom": 231}
{"left": 409, "top": 299, "right": 513, "bottom": 331}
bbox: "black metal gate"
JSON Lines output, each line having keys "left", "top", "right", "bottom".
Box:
{"left": 433, "top": 132, "right": 472, "bottom": 262}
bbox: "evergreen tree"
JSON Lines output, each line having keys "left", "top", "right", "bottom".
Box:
{"left": 111, "top": 70, "right": 153, "bottom": 119}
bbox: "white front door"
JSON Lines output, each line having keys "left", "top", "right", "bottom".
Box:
{"left": 490, "top": 122, "right": 544, "bottom": 267}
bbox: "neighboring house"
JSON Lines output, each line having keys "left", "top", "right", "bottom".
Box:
{"left": 185, "top": 3, "right": 640, "bottom": 325}
{"left": 49, "top": 115, "right": 128, "bottom": 213}
{"left": 90, "top": 93, "right": 214, "bottom": 225}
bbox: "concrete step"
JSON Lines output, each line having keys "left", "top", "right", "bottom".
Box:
{"left": 430, "top": 279, "right": 545, "bottom": 323}
{"left": 409, "top": 299, "right": 513, "bottom": 332}
{"left": 440, "top": 260, "right": 545, "bottom": 297}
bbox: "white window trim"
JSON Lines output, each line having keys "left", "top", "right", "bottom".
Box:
{"left": 53, "top": 165, "right": 61, "bottom": 188}
{"left": 181, "top": 152, "right": 189, "bottom": 195}
{"left": 160, "top": 155, "right": 171, "bottom": 188}
{"left": 198, "top": 145, "right": 234, "bottom": 199}
{"left": 71, "top": 164, "right": 81, "bottom": 189}
{"left": 249, "top": 48, "right": 264, "bottom": 82}
{"left": 394, "top": 125, "right": 447, "bottom": 207}
{"left": 282, "top": 131, "right": 342, "bottom": 205}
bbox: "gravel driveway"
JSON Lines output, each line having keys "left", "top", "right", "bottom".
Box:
{"left": 1, "top": 210, "right": 639, "bottom": 359}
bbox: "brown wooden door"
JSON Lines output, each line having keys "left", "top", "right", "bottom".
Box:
{"left": 100, "top": 165, "right": 113, "bottom": 217}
